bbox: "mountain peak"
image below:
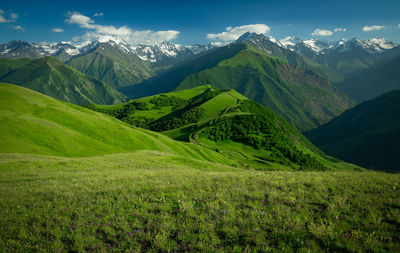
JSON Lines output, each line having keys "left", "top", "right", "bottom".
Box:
{"left": 236, "top": 32, "right": 267, "bottom": 43}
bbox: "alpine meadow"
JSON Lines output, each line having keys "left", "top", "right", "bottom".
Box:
{"left": 0, "top": 0, "right": 400, "bottom": 252}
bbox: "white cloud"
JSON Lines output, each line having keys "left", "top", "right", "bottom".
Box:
{"left": 398, "top": 24, "right": 400, "bottom": 28}
{"left": 0, "top": 10, "right": 18, "bottom": 23}
{"left": 311, "top": 29, "right": 333, "bottom": 36}
{"left": 51, "top": 28, "right": 64, "bottom": 33}
{"left": 10, "top": 13, "right": 18, "bottom": 20}
{"left": 210, "top": 41, "right": 227, "bottom": 47}
{"left": 10, "top": 25, "right": 24, "bottom": 31}
{"left": 362, "top": 25, "right": 384, "bottom": 32}
{"left": 334, "top": 28, "right": 347, "bottom": 32}
{"left": 206, "top": 24, "right": 270, "bottom": 41}
{"left": 94, "top": 13, "right": 103, "bottom": 17}
{"left": 66, "top": 12, "right": 179, "bottom": 45}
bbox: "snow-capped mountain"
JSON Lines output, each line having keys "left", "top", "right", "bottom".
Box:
{"left": 329, "top": 38, "right": 398, "bottom": 54}
{"left": 0, "top": 40, "right": 81, "bottom": 61}
{"left": 278, "top": 36, "right": 398, "bottom": 56}
{"left": 0, "top": 40, "right": 47, "bottom": 59}
{"left": 129, "top": 42, "right": 216, "bottom": 65}
{"left": 0, "top": 37, "right": 216, "bottom": 66}
{"left": 235, "top": 32, "right": 399, "bottom": 59}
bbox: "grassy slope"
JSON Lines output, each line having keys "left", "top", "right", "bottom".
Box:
{"left": 68, "top": 43, "right": 154, "bottom": 88}
{"left": 306, "top": 90, "right": 400, "bottom": 172}
{"left": 0, "top": 83, "right": 231, "bottom": 165}
{"left": 336, "top": 55, "right": 400, "bottom": 103}
{"left": 88, "top": 85, "right": 357, "bottom": 171}
{"left": 176, "top": 46, "right": 354, "bottom": 131}
{"left": 0, "top": 152, "right": 399, "bottom": 252}
{"left": 0, "top": 57, "right": 125, "bottom": 105}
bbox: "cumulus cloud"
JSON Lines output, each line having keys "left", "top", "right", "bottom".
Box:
{"left": 311, "top": 29, "right": 333, "bottom": 36}
{"left": 10, "top": 13, "right": 18, "bottom": 20}
{"left": 210, "top": 41, "right": 228, "bottom": 47}
{"left": 0, "top": 9, "right": 18, "bottom": 23}
{"left": 334, "top": 28, "right": 347, "bottom": 32}
{"left": 94, "top": 13, "right": 103, "bottom": 17}
{"left": 398, "top": 24, "right": 400, "bottom": 28}
{"left": 362, "top": 25, "right": 384, "bottom": 32}
{"left": 51, "top": 28, "right": 64, "bottom": 33}
{"left": 10, "top": 25, "right": 24, "bottom": 31}
{"left": 66, "top": 12, "right": 179, "bottom": 45}
{"left": 206, "top": 24, "right": 270, "bottom": 41}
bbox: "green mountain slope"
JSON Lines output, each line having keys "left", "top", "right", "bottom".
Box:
{"left": 122, "top": 44, "right": 354, "bottom": 131}
{"left": 68, "top": 43, "right": 154, "bottom": 88}
{"left": 0, "top": 83, "right": 231, "bottom": 165}
{"left": 336, "top": 55, "right": 400, "bottom": 103}
{"left": 0, "top": 57, "right": 125, "bottom": 105}
{"left": 88, "top": 85, "right": 357, "bottom": 170}
{"left": 306, "top": 90, "right": 400, "bottom": 172}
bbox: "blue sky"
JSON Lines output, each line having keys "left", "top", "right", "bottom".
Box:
{"left": 1, "top": 0, "right": 399, "bottom": 45}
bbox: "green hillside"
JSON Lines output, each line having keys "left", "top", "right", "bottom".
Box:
{"left": 0, "top": 83, "right": 231, "bottom": 164}
{"left": 306, "top": 90, "right": 400, "bottom": 172}
{"left": 88, "top": 85, "right": 356, "bottom": 171}
{"left": 121, "top": 44, "right": 354, "bottom": 131}
{"left": 336, "top": 55, "right": 400, "bottom": 103}
{"left": 0, "top": 57, "right": 125, "bottom": 106}
{"left": 68, "top": 43, "right": 154, "bottom": 88}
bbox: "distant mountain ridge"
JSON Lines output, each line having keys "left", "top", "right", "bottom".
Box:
{"left": 0, "top": 57, "right": 125, "bottom": 105}
{"left": 336, "top": 55, "right": 400, "bottom": 103}
{"left": 236, "top": 32, "right": 400, "bottom": 78}
{"left": 306, "top": 90, "right": 400, "bottom": 172}
{"left": 0, "top": 37, "right": 217, "bottom": 66}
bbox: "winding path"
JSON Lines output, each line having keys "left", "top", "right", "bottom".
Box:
{"left": 189, "top": 92, "right": 249, "bottom": 159}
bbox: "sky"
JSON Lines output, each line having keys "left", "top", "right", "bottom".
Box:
{"left": 1, "top": 0, "right": 400, "bottom": 45}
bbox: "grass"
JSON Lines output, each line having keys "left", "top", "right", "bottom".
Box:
{"left": 0, "top": 83, "right": 230, "bottom": 165}
{"left": 0, "top": 152, "right": 399, "bottom": 252}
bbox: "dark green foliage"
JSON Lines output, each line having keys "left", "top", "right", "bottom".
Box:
{"left": 85, "top": 101, "right": 151, "bottom": 128}
{"left": 117, "top": 101, "right": 150, "bottom": 119}
{"left": 306, "top": 90, "right": 400, "bottom": 172}
{"left": 149, "top": 107, "right": 204, "bottom": 131}
{"left": 150, "top": 94, "right": 188, "bottom": 110}
{"left": 187, "top": 88, "right": 226, "bottom": 106}
{"left": 200, "top": 114, "right": 326, "bottom": 169}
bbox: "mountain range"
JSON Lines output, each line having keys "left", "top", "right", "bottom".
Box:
{"left": 0, "top": 37, "right": 216, "bottom": 67}
{"left": 121, "top": 41, "right": 355, "bottom": 131}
